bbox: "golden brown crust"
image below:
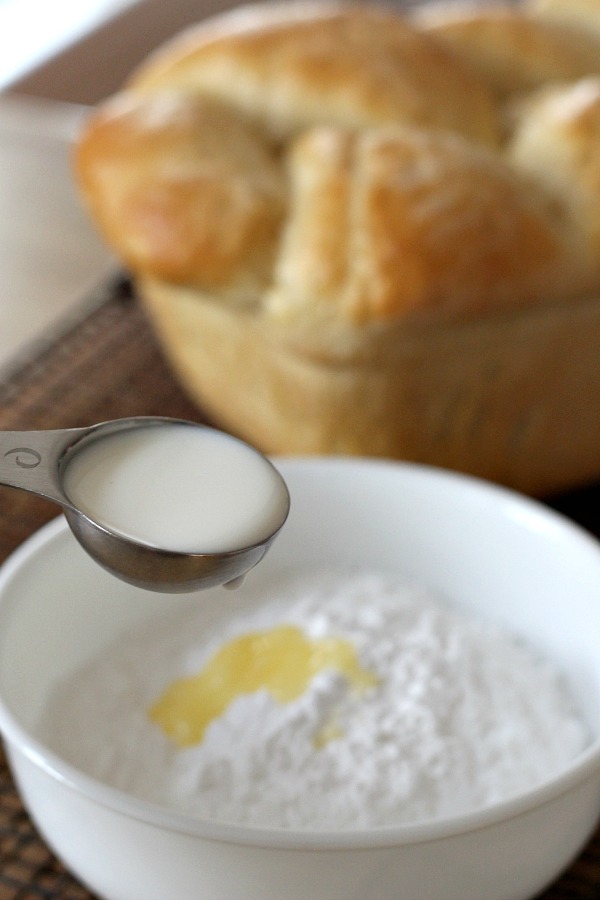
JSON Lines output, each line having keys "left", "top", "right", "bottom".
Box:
{"left": 75, "top": 1, "right": 600, "bottom": 320}
{"left": 266, "top": 124, "right": 596, "bottom": 330}
{"left": 127, "top": 2, "right": 499, "bottom": 146}
{"left": 507, "top": 78, "right": 600, "bottom": 266}
{"left": 413, "top": 2, "right": 600, "bottom": 96}
{"left": 75, "top": 90, "right": 286, "bottom": 299}
{"left": 72, "top": 1, "right": 600, "bottom": 490}
{"left": 75, "top": 0, "right": 600, "bottom": 325}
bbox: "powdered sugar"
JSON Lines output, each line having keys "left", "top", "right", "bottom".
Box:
{"left": 40, "top": 569, "right": 589, "bottom": 830}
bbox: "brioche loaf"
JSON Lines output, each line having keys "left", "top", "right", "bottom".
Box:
{"left": 74, "top": 0, "right": 600, "bottom": 494}
{"left": 75, "top": 90, "right": 286, "bottom": 300}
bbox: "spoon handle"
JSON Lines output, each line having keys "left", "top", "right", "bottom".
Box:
{"left": 0, "top": 428, "right": 86, "bottom": 506}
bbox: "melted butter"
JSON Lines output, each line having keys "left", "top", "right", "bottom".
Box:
{"left": 149, "top": 624, "right": 377, "bottom": 748}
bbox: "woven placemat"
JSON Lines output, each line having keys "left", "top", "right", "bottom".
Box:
{"left": 0, "top": 280, "right": 599, "bottom": 899}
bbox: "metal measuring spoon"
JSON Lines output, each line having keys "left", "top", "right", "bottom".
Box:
{"left": 0, "top": 417, "right": 289, "bottom": 593}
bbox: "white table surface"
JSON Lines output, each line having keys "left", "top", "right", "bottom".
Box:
{"left": 0, "top": 94, "right": 115, "bottom": 372}
{"left": 0, "top": 0, "right": 238, "bottom": 374}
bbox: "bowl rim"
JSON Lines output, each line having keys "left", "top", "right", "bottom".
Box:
{"left": 2, "top": 460, "right": 600, "bottom": 850}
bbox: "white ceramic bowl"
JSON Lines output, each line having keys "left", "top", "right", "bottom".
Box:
{"left": 1, "top": 458, "right": 600, "bottom": 900}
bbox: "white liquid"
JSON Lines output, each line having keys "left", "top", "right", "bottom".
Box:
{"left": 63, "top": 424, "right": 288, "bottom": 553}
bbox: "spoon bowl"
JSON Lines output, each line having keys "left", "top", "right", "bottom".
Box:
{"left": 63, "top": 502, "right": 278, "bottom": 593}
{"left": 0, "top": 417, "right": 289, "bottom": 593}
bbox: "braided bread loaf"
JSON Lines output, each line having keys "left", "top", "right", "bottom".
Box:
{"left": 74, "top": 0, "right": 600, "bottom": 493}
